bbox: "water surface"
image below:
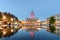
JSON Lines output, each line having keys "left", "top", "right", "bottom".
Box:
{"left": 0, "top": 28, "right": 60, "bottom": 40}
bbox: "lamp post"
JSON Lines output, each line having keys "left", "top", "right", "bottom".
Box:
{"left": 3, "top": 15, "right": 6, "bottom": 21}
{"left": 2, "top": 15, "right": 8, "bottom": 28}
{"left": 3, "top": 16, "right": 6, "bottom": 19}
{"left": 11, "top": 18, "right": 14, "bottom": 28}
{"left": 14, "top": 21, "right": 18, "bottom": 29}
{"left": 11, "top": 18, "right": 13, "bottom": 21}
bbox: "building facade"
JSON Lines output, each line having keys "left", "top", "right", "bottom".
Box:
{"left": 47, "top": 14, "right": 60, "bottom": 25}
{"left": 40, "top": 21, "right": 47, "bottom": 29}
{"left": 25, "top": 11, "right": 40, "bottom": 28}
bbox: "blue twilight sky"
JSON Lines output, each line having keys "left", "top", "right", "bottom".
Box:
{"left": 0, "top": 0, "right": 60, "bottom": 21}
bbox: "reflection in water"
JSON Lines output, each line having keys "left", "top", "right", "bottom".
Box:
{"left": 30, "top": 32, "right": 34, "bottom": 39}
{"left": 0, "top": 28, "right": 18, "bottom": 38}
{"left": 0, "top": 25, "right": 60, "bottom": 40}
{"left": 46, "top": 26, "right": 60, "bottom": 36}
{"left": 26, "top": 28, "right": 39, "bottom": 39}
{"left": 54, "top": 26, "right": 60, "bottom": 35}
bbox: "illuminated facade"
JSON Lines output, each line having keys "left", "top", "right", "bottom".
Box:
{"left": 25, "top": 11, "right": 40, "bottom": 28}
{"left": 40, "top": 21, "right": 48, "bottom": 29}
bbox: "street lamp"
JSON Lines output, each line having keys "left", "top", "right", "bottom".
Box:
{"left": 14, "top": 22, "right": 18, "bottom": 28}
{"left": 3, "top": 16, "right": 6, "bottom": 19}
{"left": 3, "top": 31, "right": 6, "bottom": 35}
{"left": 10, "top": 18, "right": 14, "bottom": 28}
{"left": 11, "top": 29, "right": 14, "bottom": 32}
{"left": 11, "top": 18, "right": 13, "bottom": 21}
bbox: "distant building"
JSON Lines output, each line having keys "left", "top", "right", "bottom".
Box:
{"left": 0, "top": 12, "right": 19, "bottom": 28}
{"left": 53, "top": 14, "right": 60, "bottom": 21}
{"left": 47, "top": 14, "right": 60, "bottom": 25}
{"left": 25, "top": 11, "right": 40, "bottom": 28}
{"left": 40, "top": 21, "right": 48, "bottom": 29}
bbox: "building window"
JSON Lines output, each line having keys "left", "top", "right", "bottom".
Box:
{"left": 57, "top": 19, "right": 60, "bottom": 21}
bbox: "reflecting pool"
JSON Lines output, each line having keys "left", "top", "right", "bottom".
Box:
{"left": 0, "top": 28, "right": 60, "bottom": 40}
